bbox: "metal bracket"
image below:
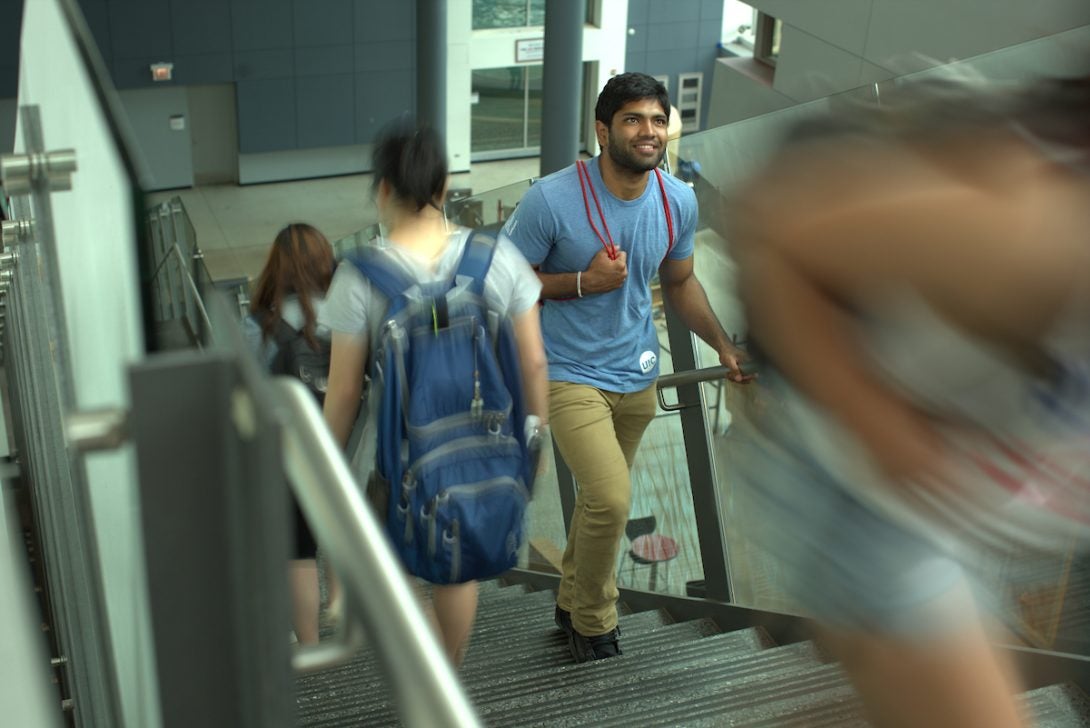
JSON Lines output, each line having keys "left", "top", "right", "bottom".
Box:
{"left": 0, "top": 219, "right": 34, "bottom": 248}
{"left": 65, "top": 408, "right": 130, "bottom": 452}
{"left": 0, "top": 149, "right": 78, "bottom": 194}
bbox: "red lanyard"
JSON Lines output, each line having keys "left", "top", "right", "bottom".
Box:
{"left": 576, "top": 160, "right": 675, "bottom": 262}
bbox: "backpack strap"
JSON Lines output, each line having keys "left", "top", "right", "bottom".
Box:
{"left": 347, "top": 248, "right": 417, "bottom": 317}
{"left": 455, "top": 230, "right": 499, "bottom": 296}
{"left": 271, "top": 317, "right": 298, "bottom": 347}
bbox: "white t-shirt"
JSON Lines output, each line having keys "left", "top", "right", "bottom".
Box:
{"left": 244, "top": 295, "right": 331, "bottom": 370}
{"left": 321, "top": 227, "right": 541, "bottom": 340}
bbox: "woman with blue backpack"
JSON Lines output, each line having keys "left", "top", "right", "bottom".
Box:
{"left": 244, "top": 222, "right": 335, "bottom": 646}
{"left": 322, "top": 120, "right": 548, "bottom": 666}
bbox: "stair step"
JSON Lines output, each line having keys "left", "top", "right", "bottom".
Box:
{"left": 1021, "top": 684, "right": 1090, "bottom": 727}
{"left": 296, "top": 610, "right": 684, "bottom": 725}
{"left": 478, "top": 634, "right": 821, "bottom": 725}
{"left": 464, "top": 616, "right": 722, "bottom": 687}
{"left": 582, "top": 661, "right": 857, "bottom": 728}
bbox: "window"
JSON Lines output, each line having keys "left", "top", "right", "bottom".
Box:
{"left": 471, "top": 65, "right": 543, "bottom": 157}
{"left": 754, "top": 13, "right": 782, "bottom": 67}
{"left": 472, "top": 0, "right": 547, "bottom": 30}
{"left": 471, "top": 63, "right": 591, "bottom": 161}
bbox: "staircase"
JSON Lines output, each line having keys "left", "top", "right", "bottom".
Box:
{"left": 295, "top": 581, "right": 1090, "bottom": 727}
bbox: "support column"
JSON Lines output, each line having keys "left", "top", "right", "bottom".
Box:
{"left": 540, "top": 0, "right": 585, "bottom": 177}
{"left": 416, "top": 0, "right": 447, "bottom": 137}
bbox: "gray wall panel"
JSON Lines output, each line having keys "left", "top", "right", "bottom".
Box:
{"left": 354, "top": 41, "right": 414, "bottom": 73}
{"left": 627, "top": 0, "right": 650, "bottom": 25}
{"left": 626, "top": 24, "right": 649, "bottom": 55}
{"left": 0, "top": 66, "right": 16, "bottom": 99}
{"left": 0, "top": 97, "right": 16, "bottom": 152}
{"left": 355, "top": 69, "right": 412, "bottom": 144}
{"left": 173, "top": 54, "right": 234, "bottom": 85}
{"left": 649, "top": 1, "right": 699, "bottom": 24}
{"left": 237, "top": 78, "right": 297, "bottom": 152}
{"left": 229, "top": 0, "right": 292, "bottom": 50}
{"left": 77, "top": 0, "right": 112, "bottom": 62}
{"left": 295, "top": 74, "right": 355, "bottom": 148}
{"left": 170, "top": 2, "right": 233, "bottom": 56}
{"left": 234, "top": 49, "right": 294, "bottom": 81}
{"left": 295, "top": 45, "right": 354, "bottom": 78}
{"left": 354, "top": 0, "right": 413, "bottom": 42}
{"left": 625, "top": 0, "right": 722, "bottom": 131}
{"left": 646, "top": 22, "right": 702, "bottom": 52}
{"left": 108, "top": 0, "right": 172, "bottom": 59}
{"left": 292, "top": 0, "right": 353, "bottom": 47}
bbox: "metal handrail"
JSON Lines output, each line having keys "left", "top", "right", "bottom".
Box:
{"left": 148, "top": 241, "right": 212, "bottom": 344}
{"left": 274, "top": 378, "right": 481, "bottom": 728}
{"left": 170, "top": 244, "right": 212, "bottom": 340}
{"left": 656, "top": 362, "right": 758, "bottom": 411}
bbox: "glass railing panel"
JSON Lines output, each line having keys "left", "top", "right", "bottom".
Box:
{"left": 445, "top": 178, "right": 534, "bottom": 231}
{"left": 10, "top": 0, "right": 162, "bottom": 725}
{"left": 331, "top": 222, "right": 381, "bottom": 259}
{"left": 679, "top": 24, "right": 1090, "bottom": 651}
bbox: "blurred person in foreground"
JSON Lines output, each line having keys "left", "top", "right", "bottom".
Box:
{"left": 729, "top": 74, "right": 1090, "bottom": 727}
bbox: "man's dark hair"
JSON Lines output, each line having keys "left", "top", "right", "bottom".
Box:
{"left": 595, "top": 72, "right": 670, "bottom": 126}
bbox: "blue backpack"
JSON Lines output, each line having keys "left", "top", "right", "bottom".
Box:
{"left": 348, "top": 231, "right": 534, "bottom": 584}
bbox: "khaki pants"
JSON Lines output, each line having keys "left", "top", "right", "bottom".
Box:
{"left": 550, "top": 381, "right": 657, "bottom": 636}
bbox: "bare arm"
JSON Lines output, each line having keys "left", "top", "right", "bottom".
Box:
{"left": 536, "top": 248, "right": 628, "bottom": 300}
{"left": 323, "top": 332, "right": 368, "bottom": 448}
{"left": 659, "top": 254, "right": 752, "bottom": 383}
{"left": 511, "top": 306, "right": 548, "bottom": 424}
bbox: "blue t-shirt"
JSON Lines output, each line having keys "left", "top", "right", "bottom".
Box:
{"left": 501, "top": 157, "right": 696, "bottom": 392}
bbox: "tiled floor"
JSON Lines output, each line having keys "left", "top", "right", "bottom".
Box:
{"left": 146, "top": 156, "right": 541, "bottom": 283}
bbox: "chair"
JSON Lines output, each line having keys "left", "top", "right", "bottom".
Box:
{"left": 624, "top": 516, "right": 679, "bottom": 592}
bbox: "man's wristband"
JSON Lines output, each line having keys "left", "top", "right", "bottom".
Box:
{"left": 576, "top": 270, "right": 583, "bottom": 298}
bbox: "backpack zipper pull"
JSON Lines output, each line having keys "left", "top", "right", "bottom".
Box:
{"left": 470, "top": 324, "right": 483, "bottom": 418}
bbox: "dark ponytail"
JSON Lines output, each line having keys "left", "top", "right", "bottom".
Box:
{"left": 372, "top": 118, "right": 448, "bottom": 212}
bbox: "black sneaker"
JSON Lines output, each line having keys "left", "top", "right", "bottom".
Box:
{"left": 568, "top": 626, "right": 623, "bottom": 663}
{"left": 554, "top": 605, "right": 573, "bottom": 634}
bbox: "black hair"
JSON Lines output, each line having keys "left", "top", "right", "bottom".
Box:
{"left": 595, "top": 72, "right": 670, "bottom": 126}
{"left": 371, "top": 118, "right": 448, "bottom": 212}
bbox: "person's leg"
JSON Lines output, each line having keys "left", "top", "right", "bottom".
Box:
{"left": 288, "top": 559, "right": 321, "bottom": 645}
{"left": 822, "top": 621, "right": 1026, "bottom": 728}
{"left": 430, "top": 581, "right": 479, "bottom": 667}
{"left": 613, "top": 383, "right": 657, "bottom": 469}
{"left": 549, "top": 382, "right": 637, "bottom": 638}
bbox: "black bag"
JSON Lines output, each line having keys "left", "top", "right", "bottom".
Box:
{"left": 270, "top": 318, "right": 331, "bottom": 404}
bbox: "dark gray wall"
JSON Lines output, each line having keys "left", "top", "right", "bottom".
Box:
{"left": 75, "top": 0, "right": 416, "bottom": 154}
{"left": 0, "top": 0, "right": 24, "bottom": 150}
{"left": 625, "top": 0, "right": 722, "bottom": 131}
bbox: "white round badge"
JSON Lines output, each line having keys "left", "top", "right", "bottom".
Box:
{"left": 639, "top": 350, "right": 657, "bottom": 374}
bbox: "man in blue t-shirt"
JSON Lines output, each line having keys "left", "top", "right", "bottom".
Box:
{"left": 501, "top": 72, "right": 750, "bottom": 663}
